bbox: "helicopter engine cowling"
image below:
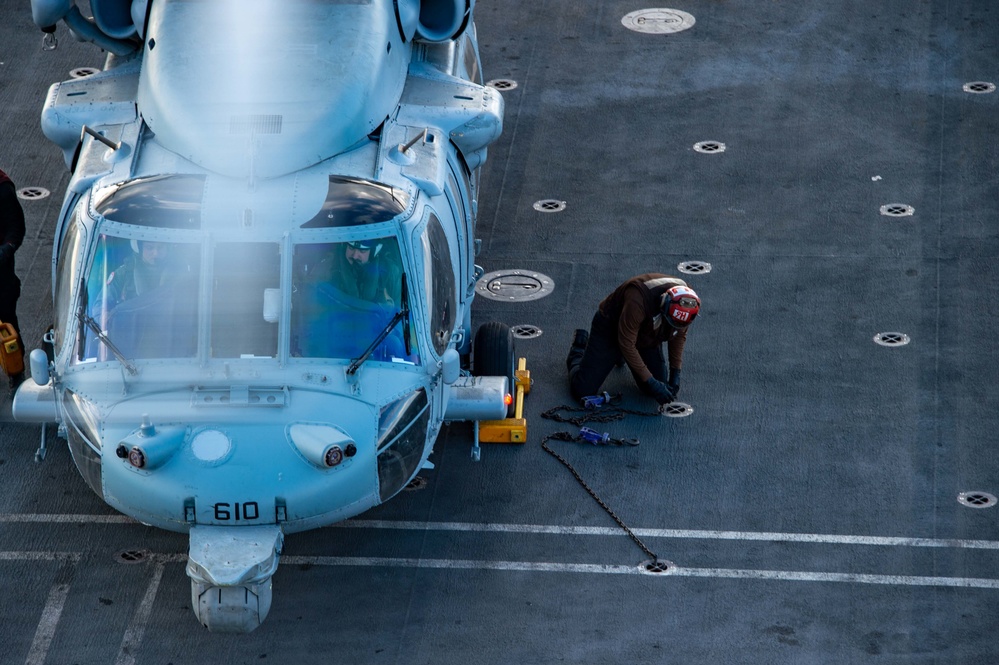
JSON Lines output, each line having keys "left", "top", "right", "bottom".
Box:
{"left": 415, "top": 0, "right": 474, "bottom": 42}
{"left": 31, "top": 0, "right": 136, "bottom": 37}
{"left": 30, "top": 0, "right": 142, "bottom": 54}
{"left": 33, "top": 0, "right": 475, "bottom": 45}
{"left": 90, "top": 0, "right": 139, "bottom": 39}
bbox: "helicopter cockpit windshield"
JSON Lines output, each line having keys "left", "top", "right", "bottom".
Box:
{"left": 74, "top": 175, "right": 204, "bottom": 363}
{"left": 290, "top": 176, "right": 420, "bottom": 365}
{"left": 72, "top": 175, "right": 420, "bottom": 367}
{"left": 291, "top": 235, "right": 419, "bottom": 365}
{"left": 80, "top": 234, "right": 201, "bottom": 362}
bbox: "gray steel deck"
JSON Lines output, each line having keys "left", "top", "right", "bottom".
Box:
{"left": 1, "top": 1, "right": 998, "bottom": 663}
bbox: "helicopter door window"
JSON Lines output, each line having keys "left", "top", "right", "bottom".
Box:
{"left": 211, "top": 243, "right": 280, "bottom": 358}
{"left": 422, "top": 214, "right": 457, "bottom": 356}
{"left": 290, "top": 236, "right": 419, "bottom": 364}
{"left": 80, "top": 235, "right": 200, "bottom": 362}
{"left": 54, "top": 213, "right": 85, "bottom": 353}
{"left": 460, "top": 33, "right": 482, "bottom": 85}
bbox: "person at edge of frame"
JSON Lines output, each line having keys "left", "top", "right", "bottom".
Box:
{"left": 0, "top": 168, "right": 26, "bottom": 389}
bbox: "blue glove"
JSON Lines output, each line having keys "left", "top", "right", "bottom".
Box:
{"left": 645, "top": 377, "right": 674, "bottom": 405}
{"left": 667, "top": 367, "right": 681, "bottom": 398}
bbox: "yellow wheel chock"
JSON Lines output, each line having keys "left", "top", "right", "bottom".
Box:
{"left": 473, "top": 358, "right": 531, "bottom": 457}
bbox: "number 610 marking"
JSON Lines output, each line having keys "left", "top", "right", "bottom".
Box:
{"left": 213, "top": 502, "right": 260, "bottom": 521}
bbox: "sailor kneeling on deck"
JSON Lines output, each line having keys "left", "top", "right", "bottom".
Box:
{"left": 566, "top": 273, "right": 700, "bottom": 406}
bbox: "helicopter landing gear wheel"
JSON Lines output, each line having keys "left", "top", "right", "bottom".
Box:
{"left": 473, "top": 322, "right": 516, "bottom": 417}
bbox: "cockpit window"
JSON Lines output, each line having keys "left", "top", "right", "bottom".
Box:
{"left": 290, "top": 235, "right": 419, "bottom": 364}
{"left": 422, "top": 214, "right": 456, "bottom": 356}
{"left": 211, "top": 242, "right": 280, "bottom": 358}
{"left": 301, "top": 177, "right": 410, "bottom": 228}
{"left": 93, "top": 175, "right": 205, "bottom": 229}
{"left": 460, "top": 33, "right": 482, "bottom": 85}
{"left": 79, "top": 234, "right": 200, "bottom": 361}
{"left": 54, "top": 211, "right": 85, "bottom": 352}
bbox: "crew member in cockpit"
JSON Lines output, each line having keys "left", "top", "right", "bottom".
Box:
{"left": 104, "top": 240, "right": 173, "bottom": 309}
{"left": 319, "top": 240, "right": 402, "bottom": 306}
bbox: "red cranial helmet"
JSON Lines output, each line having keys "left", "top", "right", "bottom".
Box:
{"left": 662, "top": 285, "right": 700, "bottom": 329}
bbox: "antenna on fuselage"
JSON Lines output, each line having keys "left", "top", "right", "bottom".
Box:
{"left": 81, "top": 125, "right": 121, "bottom": 151}
{"left": 388, "top": 127, "right": 430, "bottom": 166}
{"left": 399, "top": 127, "right": 428, "bottom": 154}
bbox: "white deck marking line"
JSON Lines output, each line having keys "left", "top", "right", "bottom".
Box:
{"left": 282, "top": 556, "right": 642, "bottom": 574}
{"left": 24, "top": 582, "right": 71, "bottom": 665}
{"left": 672, "top": 567, "right": 999, "bottom": 588}
{"left": 339, "top": 519, "right": 999, "bottom": 551}
{"left": 114, "top": 561, "right": 165, "bottom": 665}
{"left": 280, "top": 556, "right": 999, "bottom": 589}
{"left": 0, "top": 514, "right": 135, "bottom": 524}
{"left": 0, "top": 552, "right": 81, "bottom": 562}
{"left": 3, "top": 513, "right": 999, "bottom": 550}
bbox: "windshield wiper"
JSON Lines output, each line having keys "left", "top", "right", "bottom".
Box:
{"left": 75, "top": 288, "right": 138, "bottom": 375}
{"left": 347, "top": 273, "right": 411, "bottom": 375}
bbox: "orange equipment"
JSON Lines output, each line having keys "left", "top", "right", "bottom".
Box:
{"left": 0, "top": 321, "right": 24, "bottom": 376}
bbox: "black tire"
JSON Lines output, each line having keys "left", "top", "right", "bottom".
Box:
{"left": 472, "top": 321, "right": 516, "bottom": 417}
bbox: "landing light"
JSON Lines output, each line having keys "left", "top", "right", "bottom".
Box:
{"left": 504, "top": 393, "right": 513, "bottom": 406}
{"left": 288, "top": 424, "right": 355, "bottom": 469}
{"left": 324, "top": 445, "right": 344, "bottom": 467}
{"left": 115, "top": 444, "right": 148, "bottom": 469}
{"left": 128, "top": 447, "right": 146, "bottom": 469}
{"left": 116, "top": 424, "right": 187, "bottom": 470}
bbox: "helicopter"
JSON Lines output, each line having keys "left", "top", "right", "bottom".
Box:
{"left": 15, "top": 0, "right": 512, "bottom": 632}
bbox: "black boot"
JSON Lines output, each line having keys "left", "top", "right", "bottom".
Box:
{"left": 8, "top": 371, "right": 24, "bottom": 391}
{"left": 566, "top": 329, "right": 589, "bottom": 373}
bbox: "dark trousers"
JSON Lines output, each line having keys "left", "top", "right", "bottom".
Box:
{"left": 566, "top": 311, "right": 667, "bottom": 401}
{"left": 0, "top": 276, "right": 20, "bottom": 336}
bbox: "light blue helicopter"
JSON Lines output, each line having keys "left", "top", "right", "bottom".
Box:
{"left": 16, "top": 0, "right": 511, "bottom": 632}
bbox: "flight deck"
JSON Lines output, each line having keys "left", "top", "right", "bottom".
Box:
{"left": 1, "top": 1, "right": 998, "bottom": 663}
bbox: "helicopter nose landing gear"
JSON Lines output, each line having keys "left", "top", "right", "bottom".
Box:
{"left": 191, "top": 579, "right": 273, "bottom": 633}
{"left": 186, "top": 525, "right": 283, "bottom": 633}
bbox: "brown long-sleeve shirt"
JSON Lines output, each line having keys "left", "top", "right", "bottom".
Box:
{"left": 598, "top": 274, "right": 688, "bottom": 382}
{"left": 0, "top": 170, "right": 25, "bottom": 283}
